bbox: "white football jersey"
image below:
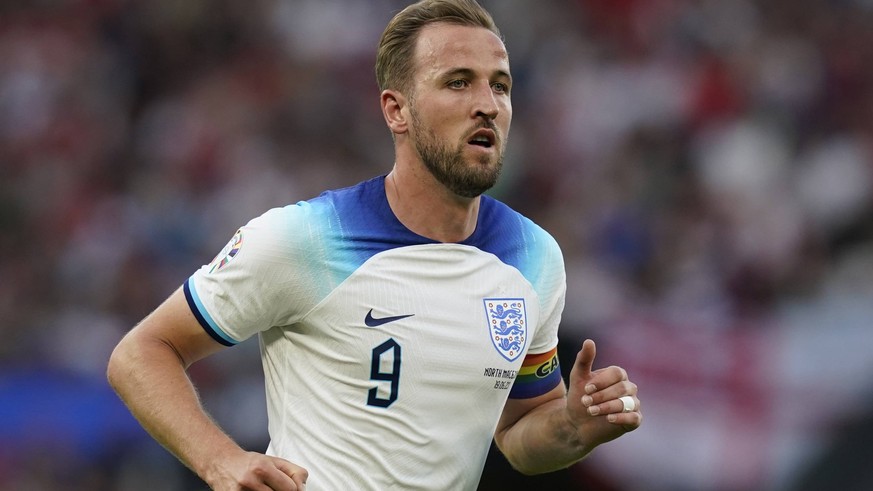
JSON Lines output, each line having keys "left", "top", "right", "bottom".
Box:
{"left": 185, "top": 176, "right": 566, "bottom": 490}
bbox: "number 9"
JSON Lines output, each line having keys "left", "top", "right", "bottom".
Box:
{"left": 367, "top": 338, "right": 401, "bottom": 408}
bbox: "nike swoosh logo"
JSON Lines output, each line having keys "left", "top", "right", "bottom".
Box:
{"left": 365, "top": 309, "right": 414, "bottom": 327}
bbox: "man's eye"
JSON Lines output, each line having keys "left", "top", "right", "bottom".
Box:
{"left": 448, "top": 79, "right": 468, "bottom": 88}
{"left": 492, "top": 82, "right": 509, "bottom": 93}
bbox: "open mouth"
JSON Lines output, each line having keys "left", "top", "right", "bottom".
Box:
{"left": 468, "top": 130, "right": 495, "bottom": 148}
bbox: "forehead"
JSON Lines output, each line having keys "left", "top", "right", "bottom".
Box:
{"left": 413, "top": 23, "right": 509, "bottom": 77}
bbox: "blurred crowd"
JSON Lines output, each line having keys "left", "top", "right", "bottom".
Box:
{"left": 2, "top": 0, "right": 873, "bottom": 490}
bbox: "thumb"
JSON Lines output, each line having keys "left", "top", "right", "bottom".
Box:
{"left": 575, "top": 338, "right": 597, "bottom": 380}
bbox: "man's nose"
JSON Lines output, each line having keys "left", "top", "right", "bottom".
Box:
{"left": 472, "top": 82, "right": 499, "bottom": 120}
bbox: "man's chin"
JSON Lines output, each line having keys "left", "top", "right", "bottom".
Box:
{"left": 464, "top": 144, "right": 500, "bottom": 164}
{"left": 451, "top": 171, "right": 501, "bottom": 198}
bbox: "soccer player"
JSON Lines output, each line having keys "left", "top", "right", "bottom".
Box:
{"left": 107, "top": 0, "right": 642, "bottom": 489}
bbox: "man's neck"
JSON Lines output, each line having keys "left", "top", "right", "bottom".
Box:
{"left": 384, "top": 167, "right": 480, "bottom": 243}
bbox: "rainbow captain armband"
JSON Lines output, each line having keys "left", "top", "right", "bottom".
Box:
{"left": 509, "top": 347, "right": 561, "bottom": 399}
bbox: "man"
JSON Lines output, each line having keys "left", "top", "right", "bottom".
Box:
{"left": 107, "top": 1, "right": 642, "bottom": 489}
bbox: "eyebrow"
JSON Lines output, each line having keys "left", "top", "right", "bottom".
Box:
{"left": 441, "top": 67, "right": 513, "bottom": 84}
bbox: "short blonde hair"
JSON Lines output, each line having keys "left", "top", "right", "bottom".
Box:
{"left": 375, "top": 0, "right": 501, "bottom": 94}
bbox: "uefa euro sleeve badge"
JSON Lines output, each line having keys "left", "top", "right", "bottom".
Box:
{"left": 483, "top": 298, "right": 527, "bottom": 362}
{"left": 208, "top": 229, "right": 243, "bottom": 273}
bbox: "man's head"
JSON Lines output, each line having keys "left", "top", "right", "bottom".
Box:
{"left": 377, "top": 1, "right": 512, "bottom": 198}
{"left": 376, "top": 0, "right": 501, "bottom": 96}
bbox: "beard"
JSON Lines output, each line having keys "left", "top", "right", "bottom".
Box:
{"left": 409, "top": 105, "right": 504, "bottom": 198}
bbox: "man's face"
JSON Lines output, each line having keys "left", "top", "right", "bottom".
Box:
{"left": 405, "top": 22, "right": 512, "bottom": 198}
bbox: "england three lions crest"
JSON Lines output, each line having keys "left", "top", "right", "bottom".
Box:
{"left": 484, "top": 298, "right": 527, "bottom": 362}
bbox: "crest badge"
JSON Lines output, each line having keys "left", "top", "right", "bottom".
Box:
{"left": 483, "top": 298, "right": 527, "bottom": 362}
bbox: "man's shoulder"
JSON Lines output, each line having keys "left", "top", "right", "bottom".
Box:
{"left": 479, "top": 195, "right": 558, "bottom": 244}
{"left": 307, "top": 176, "right": 384, "bottom": 208}
{"left": 271, "top": 175, "right": 386, "bottom": 225}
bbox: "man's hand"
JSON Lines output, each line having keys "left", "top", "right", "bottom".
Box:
{"left": 206, "top": 451, "right": 308, "bottom": 491}
{"left": 494, "top": 338, "right": 642, "bottom": 474}
{"left": 565, "top": 339, "right": 642, "bottom": 446}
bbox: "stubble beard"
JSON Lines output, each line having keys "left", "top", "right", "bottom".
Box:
{"left": 409, "top": 104, "right": 504, "bottom": 199}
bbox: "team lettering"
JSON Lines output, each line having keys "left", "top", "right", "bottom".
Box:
{"left": 483, "top": 367, "right": 517, "bottom": 390}
{"left": 483, "top": 367, "right": 517, "bottom": 379}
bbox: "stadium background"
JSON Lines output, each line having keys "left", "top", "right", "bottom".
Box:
{"left": 2, "top": 0, "right": 873, "bottom": 489}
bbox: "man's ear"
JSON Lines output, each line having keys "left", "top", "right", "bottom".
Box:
{"left": 381, "top": 89, "right": 409, "bottom": 135}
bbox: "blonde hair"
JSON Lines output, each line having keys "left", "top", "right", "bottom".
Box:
{"left": 375, "top": 0, "right": 501, "bottom": 94}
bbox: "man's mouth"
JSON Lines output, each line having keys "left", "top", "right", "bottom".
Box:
{"left": 468, "top": 129, "right": 496, "bottom": 148}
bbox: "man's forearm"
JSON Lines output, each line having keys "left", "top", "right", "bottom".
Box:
{"left": 495, "top": 397, "right": 592, "bottom": 475}
{"left": 106, "top": 332, "right": 242, "bottom": 482}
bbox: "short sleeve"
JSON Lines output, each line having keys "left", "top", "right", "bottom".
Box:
{"left": 185, "top": 205, "right": 319, "bottom": 345}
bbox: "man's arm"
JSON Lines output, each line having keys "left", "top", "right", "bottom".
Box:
{"left": 106, "top": 287, "right": 308, "bottom": 490}
{"left": 494, "top": 339, "right": 641, "bottom": 475}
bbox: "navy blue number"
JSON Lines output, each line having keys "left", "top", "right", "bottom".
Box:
{"left": 368, "top": 338, "right": 401, "bottom": 408}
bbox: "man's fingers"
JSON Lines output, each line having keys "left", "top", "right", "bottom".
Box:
{"left": 606, "top": 409, "right": 643, "bottom": 431}
{"left": 270, "top": 457, "right": 308, "bottom": 490}
{"left": 586, "top": 393, "right": 641, "bottom": 417}
{"left": 575, "top": 338, "right": 597, "bottom": 384}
